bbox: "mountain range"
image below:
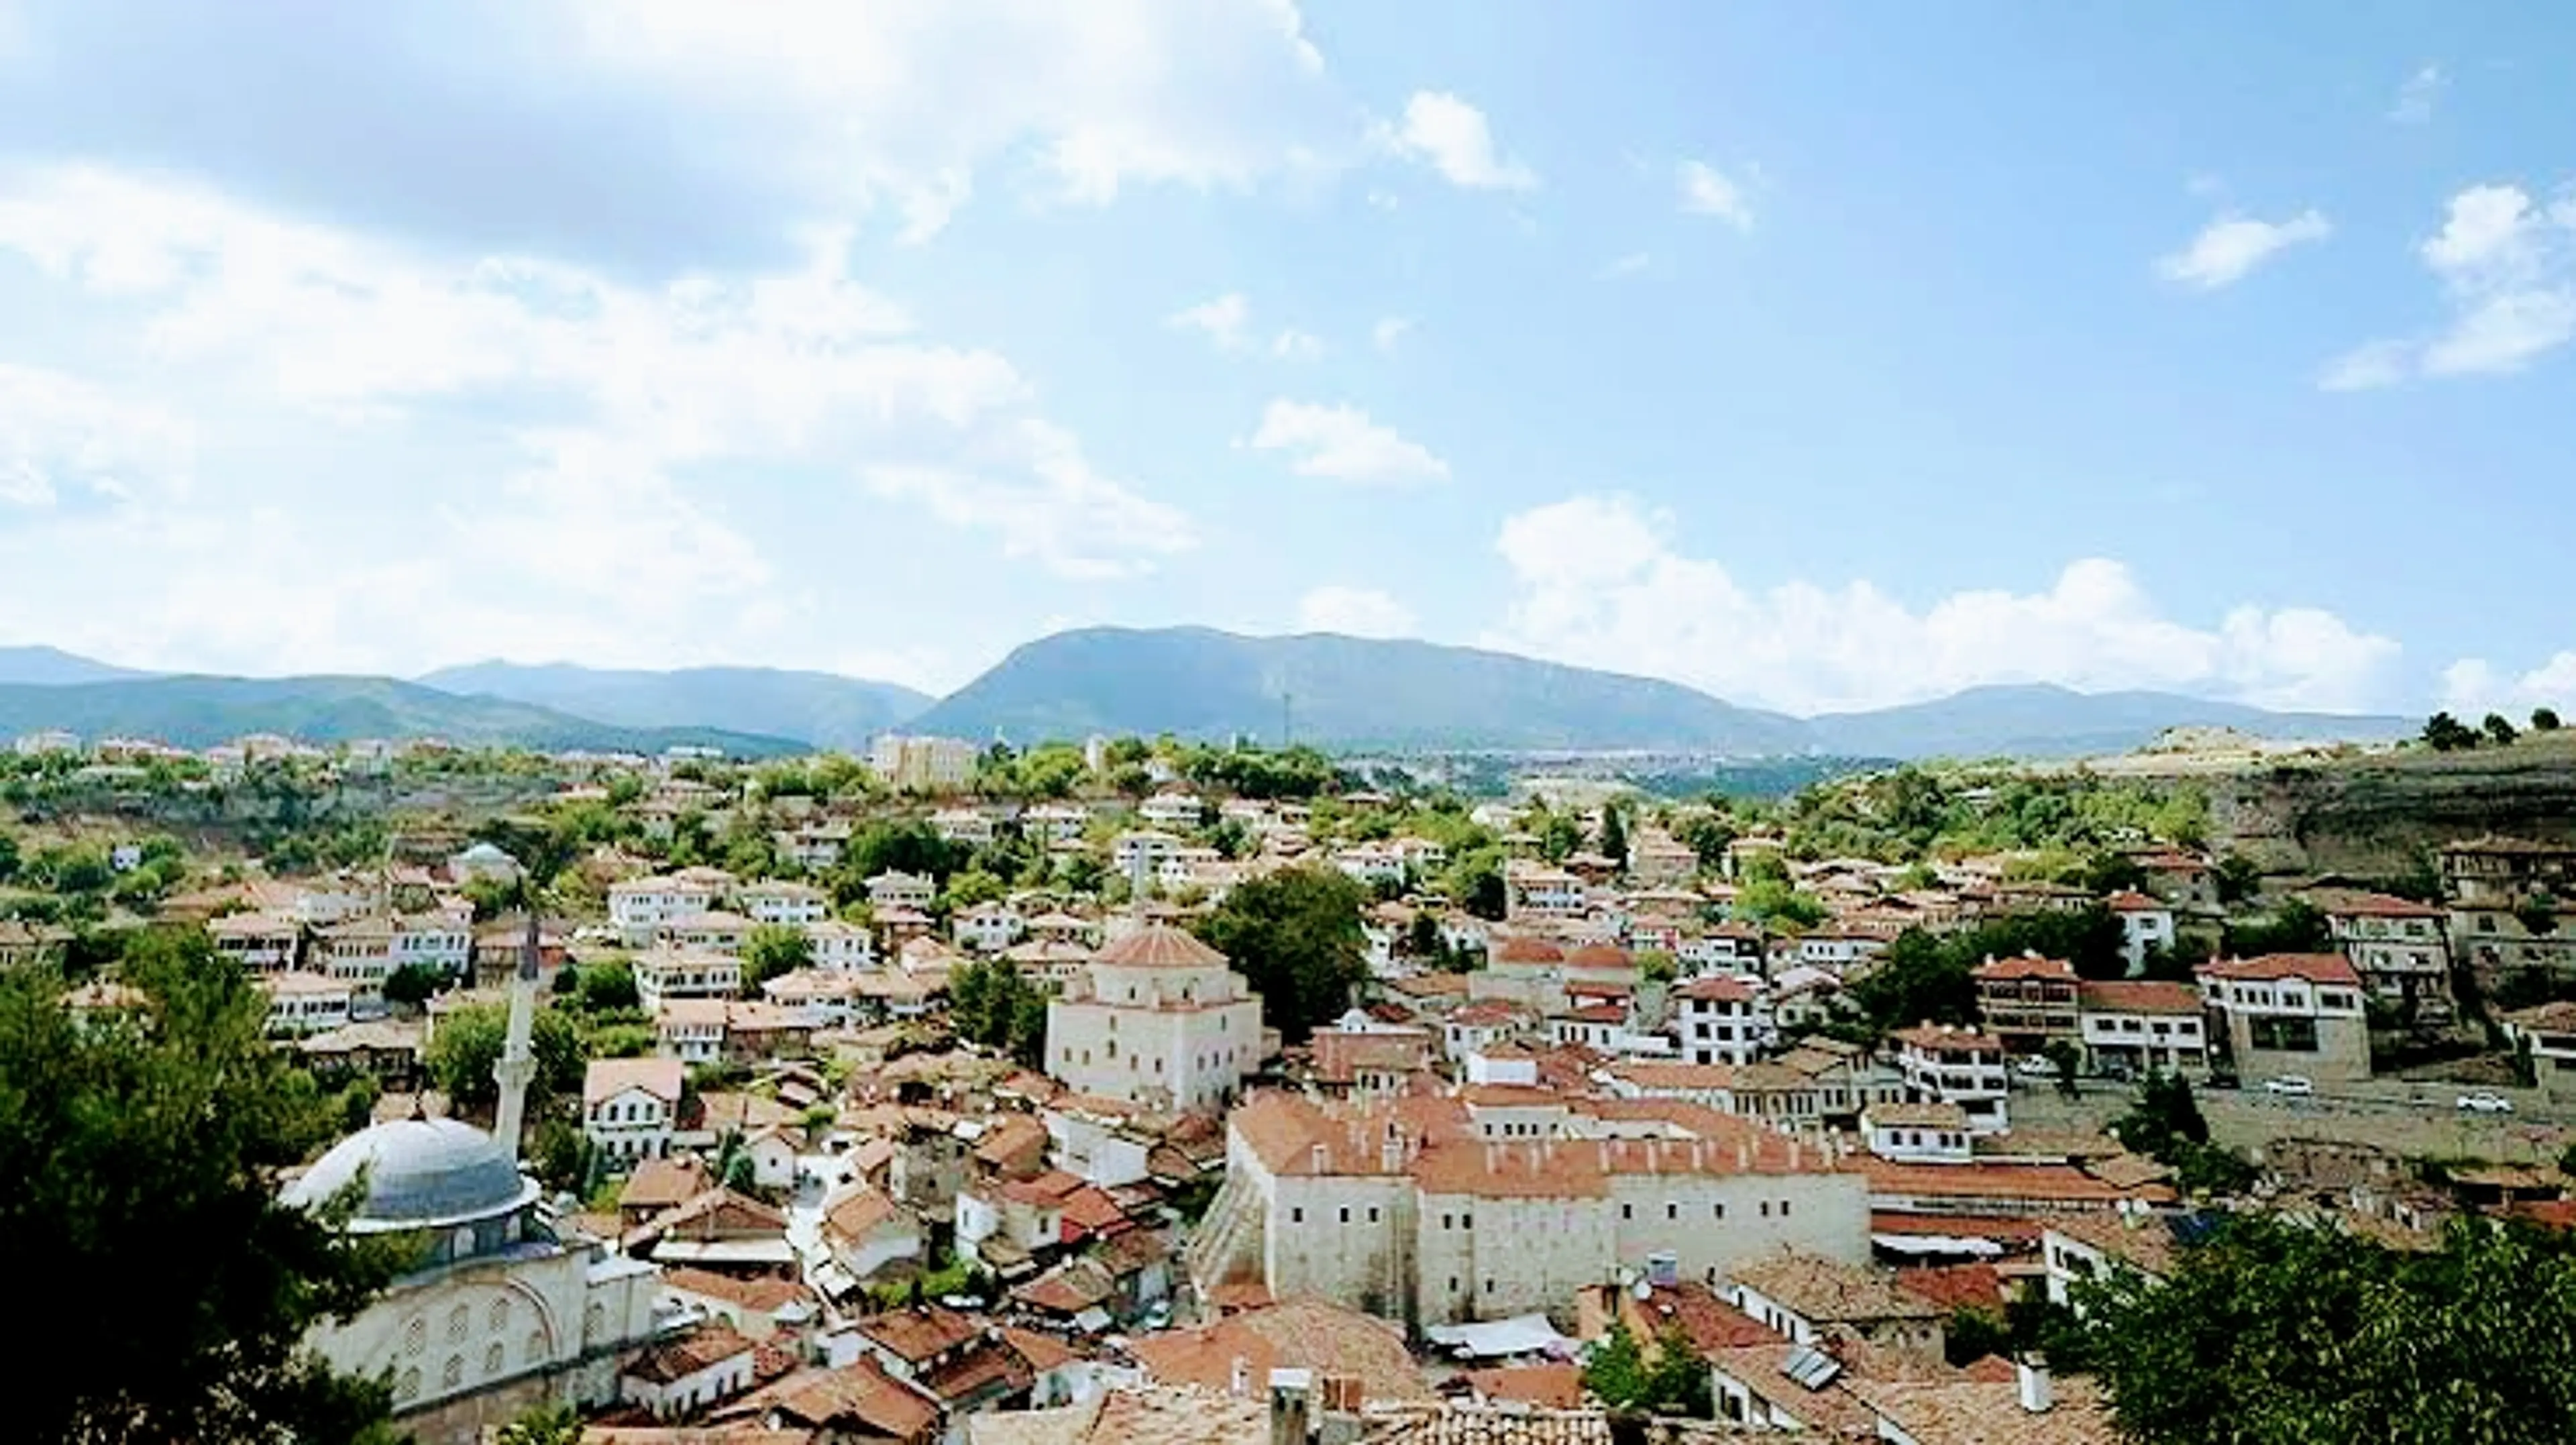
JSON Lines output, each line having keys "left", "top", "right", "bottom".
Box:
{"left": 0, "top": 629, "right": 2414, "bottom": 761}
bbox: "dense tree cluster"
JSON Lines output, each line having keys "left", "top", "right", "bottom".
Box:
{"left": 2077, "top": 1215, "right": 2576, "bottom": 1444}
{"left": 1, "top": 932, "right": 405, "bottom": 1442}
{"left": 1195, "top": 865, "right": 1370, "bottom": 1042}
{"left": 947, "top": 957, "right": 1050, "bottom": 1069}
{"left": 1580, "top": 1320, "right": 1714, "bottom": 1419}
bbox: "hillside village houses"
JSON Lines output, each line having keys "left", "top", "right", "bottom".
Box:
{"left": 70, "top": 720, "right": 2576, "bottom": 1440}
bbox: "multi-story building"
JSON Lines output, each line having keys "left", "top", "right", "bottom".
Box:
{"left": 608, "top": 874, "right": 725, "bottom": 945}
{"left": 2074, "top": 980, "right": 2208, "bottom": 1077}
{"left": 2309, "top": 889, "right": 2454, "bottom": 1021}
{"left": 209, "top": 911, "right": 304, "bottom": 973}
{"left": 1671, "top": 975, "right": 1771, "bottom": 1067}
{"left": 653, "top": 910, "right": 754, "bottom": 957}
{"left": 802, "top": 918, "right": 877, "bottom": 971}
{"left": 2200, "top": 953, "right": 2371, "bottom": 1085}
{"left": 863, "top": 871, "right": 937, "bottom": 912}
{"left": 2503, "top": 1001, "right": 2576, "bottom": 1103}
{"left": 772, "top": 820, "right": 853, "bottom": 873}
{"left": 1501, "top": 861, "right": 1588, "bottom": 922}
{"left": 869, "top": 734, "right": 978, "bottom": 793}
{"left": 315, "top": 916, "right": 398, "bottom": 1004}
{"left": 260, "top": 971, "right": 356, "bottom": 1037}
{"left": 392, "top": 914, "right": 474, "bottom": 979}
{"left": 1197, "top": 1089, "right": 1869, "bottom": 1328}
{"left": 1138, "top": 791, "right": 1207, "bottom": 828}
{"left": 734, "top": 880, "right": 830, "bottom": 928}
{"left": 633, "top": 949, "right": 746, "bottom": 1012}
{"left": 928, "top": 807, "right": 995, "bottom": 847}
{"left": 1889, "top": 1025, "right": 2010, "bottom": 1134}
{"left": 2439, "top": 841, "right": 2576, "bottom": 982}
{"left": 1110, "top": 830, "right": 1185, "bottom": 877}
{"left": 1044, "top": 924, "right": 1266, "bottom": 1113}
{"left": 584, "top": 1057, "right": 685, "bottom": 1165}
{"left": 2104, "top": 891, "right": 2176, "bottom": 974}
{"left": 1970, "top": 953, "right": 2080, "bottom": 1056}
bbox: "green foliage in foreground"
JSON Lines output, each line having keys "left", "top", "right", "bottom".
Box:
{"left": 0, "top": 933, "right": 405, "bottom": 1443}
{"left": 2077, "top": 1214, "right": 2576, "bottom": 1444}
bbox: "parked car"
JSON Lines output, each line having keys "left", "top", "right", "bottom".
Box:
{"left": 2015, "top": 1056, "right": 2057, "bottom": 1079}
{"left": 2261, "top": 1075, "right": 2315, "bottom": 1097}
{"left": 2455, "top": 1091, "right": 2514, "bottom": 1115}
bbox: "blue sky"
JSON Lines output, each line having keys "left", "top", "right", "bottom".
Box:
{"left": 0, "top": 1, "right": 2569, "bottom": 716}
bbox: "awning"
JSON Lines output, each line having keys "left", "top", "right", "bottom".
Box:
{"left": 1424, "top": 1315, "right": 1573, "bottom": 1360}
{"left": 1872, "top": 1232, "right": 2004, "bottom": 1258}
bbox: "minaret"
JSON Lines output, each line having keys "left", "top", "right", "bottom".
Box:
{"left": 491, "top": 908, "right": 541, "bottom": 1165}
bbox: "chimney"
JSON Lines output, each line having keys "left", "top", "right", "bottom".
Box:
{"left": 1269, "top": 1368, "right": 1314, "bottom": 1445}
{"left": 1309, "top": 1142, "right": 1328, "bottom": 1175}
{"left": 2017, "top": 1355, "right": 2053, "bottom": 1414}
{"left": 1232, "top": 1356, "right": 1250, "bottom": 1398}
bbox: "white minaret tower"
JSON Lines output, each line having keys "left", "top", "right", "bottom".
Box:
{"left": 490, "top": 908, "right": 541, "bottom": 1166}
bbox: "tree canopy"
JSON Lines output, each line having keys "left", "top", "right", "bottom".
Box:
{"left": 423, "top": 1002, "right": 587, "bottom": 1117}
{"left": 0, "top": 933, "right": 404, "bottom": 1442}
{"left": 948, "top": 957, "right": 1049, "bottom": 1069}
{"left": 1195, "top": 865, "right": 1369, "bottom": 1042}
{"left": 2077, "top": 1215, "right": 2576, "bottom": 1444}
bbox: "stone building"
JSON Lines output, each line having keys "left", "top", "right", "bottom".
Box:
{"left": 1044, "top": 924, "right": 1266, "bottom": 1113}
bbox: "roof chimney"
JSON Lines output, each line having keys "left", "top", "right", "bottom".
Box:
{"left": 1269, "top": 1369, "right": 1314, "bottom": 1445}
{"left": 2017, "top": 1355, "right": 2053, "bottom": 1414}
{"left": 1232, "top": 1356, "right": 1250, "bottom": 1398}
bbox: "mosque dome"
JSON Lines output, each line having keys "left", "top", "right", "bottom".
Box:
{"left": 282, "top": 1117, "right": 538, "bottom": 1233}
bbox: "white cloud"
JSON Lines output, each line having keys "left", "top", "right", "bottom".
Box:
{"left": 862, "top": 421, "right": 1195, "bottom": 580}
{"left": 0, "top": 363, "right": 195, "bottom": 508}
{"left": 1371, "top": 316, "right": 1411, "bottom": 352}
{"left": 1248, "top": 399, "right": 1448, "bottom": 484}
{"left": 1676, "top": 160, "right": 1752, "bottom": 230}
{"left": 2155, "top": 209, "right": 2331, "bottom": 289}
{"left": 1599, "top": 252, "right": 1650, "bottom": 280}
{"left": 2442, "top": 653, "right": 2576, "bottom": 716}
{"left": 564, "top": 0, "right": 1345, "bottom": 233}
{"left": 0, "top": 162, "right": 1194, "bottom": 677}
{"left": 1485, "top": 494, "right": 2400, "bottom": 714}
{"left": 1381, "top": 91, "right": 1536, "bottom": 191}
{"left": 2390, "top": 64, "right": 2445, "bottom": 125}
{"left": 2327, "top": 183, "right": 2576, "bottom": 386}
{"left": 1271, "top": 327, "right": 1324, "bottom": 361}
{"left": 1169, "top": 292, "right": 1252, "bottom": 350}
{"left": 1295, "top": 584, "right": 1416, "bottom": 638}
{"left": 2316, "top": 340, "right": 2411, "bottom": 392}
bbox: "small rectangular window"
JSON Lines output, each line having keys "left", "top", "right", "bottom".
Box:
{"left": 1339, "top": 1208, "right": 1350, "bottom": 1224}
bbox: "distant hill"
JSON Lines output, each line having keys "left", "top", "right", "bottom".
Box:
{"left": 418, "top": 661, "right": 931, "bottom": 751}
{"left": 1805, "top": 684, "right": 2413, "bottom": 761}
{"left": 0, "top": 676, "right": 806, "bottom": 756}
{"left": 910, "top": 627, "right": 1809, "bottom": 751}
{"left": 0, "top": 645, "right": 150, "bottom": 687}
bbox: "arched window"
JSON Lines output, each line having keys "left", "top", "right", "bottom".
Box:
{"left": 484, "top": 1342, "right": 504, "bottom": 1377}
{"left": 404, "top": 1317, "right": 427, "bottom": 1356}
{"left": 441, "top": 1355, "right": 464, "bottom": 1390}
{"left": 488, "top": 1297, "right": 511, "bottom": 1333}
{"left": 526, "top": 1329, "right": 549, "bottom": 1366}
{"left": 446, "top": 1305, "right": 470, "bottom": 1343}
{"left": 396, "top": 1367, "right": 420, "bottom": 1402}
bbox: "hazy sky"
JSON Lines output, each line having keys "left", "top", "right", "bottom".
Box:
{"left": 0, "top": 1, "right": 2570, "bottom": 716}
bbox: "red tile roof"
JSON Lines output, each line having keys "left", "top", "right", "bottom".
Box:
{"left": 1674, "top": 975, "right": 1757, "bottom": 1002}
{"left": 2201, "top": 953, "right": 2363, "bottom": 986}
{"left": 1972, "top": 953, "right": 2077, "bottom": 983}
{"left": 1093, "top": 924, "right": 1229, "bottom": 969}
{"left": 2076, "top": 980, "right": 2203, "bottom": 1015}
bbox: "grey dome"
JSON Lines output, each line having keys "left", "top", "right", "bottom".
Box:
{"left": 283, "top": 1118, "right": 537, "bottom": 1232}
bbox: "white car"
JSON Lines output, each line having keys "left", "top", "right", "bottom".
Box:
{"left": 2015, "top": 1057, "right": 2057, "bottom": 1079}
{"left": 2261, "top": 1075, "right": 2315, "bottom": 1097}
{"left": 2455, "top": 1091, "right": 2514, "bottom": 1115}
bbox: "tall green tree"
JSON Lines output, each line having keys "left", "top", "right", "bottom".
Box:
{"left": 423, "top": 1004, "right": 587, "bottom": 1116}
{"left": 1598, "top": 804, "right": 1629, "bottom": 870}
{"left": 0, "top": 935, "right": 405, "bottom": 1442}
{"left": 742, "top": 924, "right": 814, "bottom": 992}
{"left": 2079, "top": 1216, "right": 2576, "bottom": 1444}
{"left": 1195, "top": 866, "right": 1369, "bottom": 1042}
{"left": 1582, "top": 1320, "right": 1649, "bottom": 1409}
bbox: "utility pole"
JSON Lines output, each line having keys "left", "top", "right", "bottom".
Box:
{"left": 1281, "top": 692, "right": 1293, "bottom": 750}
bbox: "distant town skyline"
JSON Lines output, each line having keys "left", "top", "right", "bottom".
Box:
{"left": 0, "top": 2, "right": 2571, "bottom": 717}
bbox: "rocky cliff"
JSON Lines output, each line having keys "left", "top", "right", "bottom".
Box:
{"left": 2210, "top": 737, "right": 2576, "bottom": 876}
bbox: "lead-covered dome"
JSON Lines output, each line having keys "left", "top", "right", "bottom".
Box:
{"left": 282, "top": 1118, "right": 537, "bottom": 1232}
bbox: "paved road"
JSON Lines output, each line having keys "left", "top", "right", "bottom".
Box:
{"left": 2011, "top": 1079, "right": 2573, "bottom": 1166}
